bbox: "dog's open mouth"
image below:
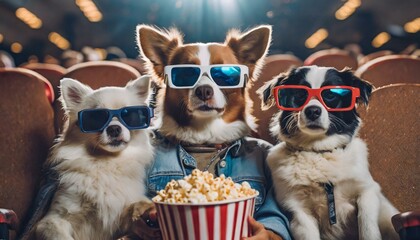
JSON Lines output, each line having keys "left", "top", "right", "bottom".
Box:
{"left": 108, "top": 139, "right": 127, "bottom": 147}
{"left": 196, "top": 105, "right": 224, "bottom": 112}
{"left": 306, "top": 124, "right": 325, "bottom": 130}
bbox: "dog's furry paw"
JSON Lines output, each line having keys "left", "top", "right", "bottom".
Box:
{"left": 130, "top": 200, "right": 154, "bottom": 222}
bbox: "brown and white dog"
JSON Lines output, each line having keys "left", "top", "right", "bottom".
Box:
{"left": 259, "top": 66, "right": 399, "bottom": 240}
{"left": 136, "top": 24, "right": 271, "bottom": 144}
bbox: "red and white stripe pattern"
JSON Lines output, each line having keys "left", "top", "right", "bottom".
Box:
{"left": 155, "top": 197, "right": 256, "bottom": 240}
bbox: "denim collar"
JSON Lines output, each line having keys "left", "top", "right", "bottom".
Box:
{"left": 177, "top": 139, "right": 243, "bottom": 168}
{"left": 153, "top": 130, "right": 244, "bottom": 167}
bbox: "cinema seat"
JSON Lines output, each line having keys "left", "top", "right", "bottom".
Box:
{"left": 304, "top": 49, "right": 358, "bottom": 70}
{"left": 54, "top": 61, "right": 141, "bottom": 134}
{"left": 117, "top": 58, "right": 149, "bottom": 75}
{"left": 0, "top": 68, "right": 56, "bottom": 239}
{"left": 65, "top": 61, "right": 141, "bottom": 89}
{"left": 250, "top": 54, "right": 303, "bottom": 144}
{"left": 21, "top": 63, "right": 66, "bottom": 102}
{"left": 358, "top": 50, "right": 393, "bottom": 67}
{"left": 355, "top": 55, "right": 420, "bottom": 88}
{"left": 358, "top": 84, "right": 420, "bottom": 240}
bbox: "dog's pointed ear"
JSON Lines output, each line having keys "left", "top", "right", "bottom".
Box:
{"left": 257, "top": 75, "right": 281, "bottom": 111}
{"left": 60, "top": 78, "right": 93, "bottom": 110}
{"left": 225, "top": 25, "right": 272, "bottom": 79}
{"left": 136, "top": 25, "right": 182, "bottom": 78}
{"left": 126, "top": 75, "right": 151, "bottom": 99}
{"left": 341, "top": 69, "right": 374, "bottom": 106}
{"left": 257, "top": 69, "right": 292, "bottom": 111}
{"left": 354, "top": 77, "right": 374, "bottom": 106}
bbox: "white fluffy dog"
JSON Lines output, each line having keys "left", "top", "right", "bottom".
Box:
{"left": 259, "top": 66, "right": 399, "bottom": 240}
{"left": 35, "top": 76, "right": 154, "bottom": 240}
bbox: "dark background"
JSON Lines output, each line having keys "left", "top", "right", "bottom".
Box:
{"left": 0, "top": 0, "right": 419, "bottom": 65}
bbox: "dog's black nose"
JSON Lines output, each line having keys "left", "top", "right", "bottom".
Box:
{"left": 106, "top": 125, "right": 122, "bottom": 137}
{"left": 195, "top": 85, "right": 214, "bottom": 101}
{"left": 305, "top": 106, "right": 322, "bottom": 121}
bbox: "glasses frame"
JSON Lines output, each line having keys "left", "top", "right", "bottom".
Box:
{"left": 78, "top": 106, "right": 154, "bottom": 133}
{"left": 273, "top": 85, "right": 360, "bottom": 112}
{"left": 164, "top": 64, "right": 249, "bottom": 89}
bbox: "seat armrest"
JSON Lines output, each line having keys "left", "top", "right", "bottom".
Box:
{"left": 392, "top": 211, "right": 420, "bottom": 240}
{"left": 0, "top": 208, "right": 18, "bottom": 240}
{"left": 0, "top": 209, "right": 18, "bottom": 230}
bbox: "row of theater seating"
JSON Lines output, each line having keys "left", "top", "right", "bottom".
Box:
{"left": 0, "top": 55, "right": 418, "bottom": 239}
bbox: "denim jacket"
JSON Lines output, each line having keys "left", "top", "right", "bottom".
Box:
{"left": 148, "top": 134, "right": 292, "bottom": 240}
{"left": 19, "top": 135, "right": 292, "bottom": 240}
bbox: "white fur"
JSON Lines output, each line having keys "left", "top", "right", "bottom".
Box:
{"left": 267, "top": 67, "right": 399, "bottom": 239}
{"left": 305, "top": 66, "right": 329, "bottom": 88}
{"left": 197, "top": 44, "right": 211, "bottom": 66}
{"left": 268, "top": 139, "right": 399, "bottom": 240}
{"left": 298, "top": 99, "right": 330, "bottom": 136}
{"left": 35, "top": 76, "right": 154, "bottom": 240}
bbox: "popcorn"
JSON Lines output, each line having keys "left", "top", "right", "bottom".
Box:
{"left": 153, "top": 169, "right": 258, "bottom": 203}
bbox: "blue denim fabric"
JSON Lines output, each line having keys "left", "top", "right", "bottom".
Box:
{"left": 148, "top": 134, "right": 292, "bottom": 240}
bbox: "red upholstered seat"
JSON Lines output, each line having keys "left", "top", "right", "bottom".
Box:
{"left": 355, "top": 55, "right": 420, "bottom": 88}
{"left": 0, "top": 68, "right": 56, "bottom": 239}
{"left": 21, "top": 63, "right": 66, "bottom": 102}
{"left": 358, "top": 83, "right": 420, "bottom": 240}
{"left": 304, "top": 48, "right": 358, "bottom": 70}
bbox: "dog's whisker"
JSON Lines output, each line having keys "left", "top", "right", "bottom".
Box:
{"left": 329, "top": 115, "right": 350, "bottom": 131}
{"left": 284, "top": 113, "right": 298, "bottom": 134}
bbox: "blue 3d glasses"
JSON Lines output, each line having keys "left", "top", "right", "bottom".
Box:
{"left": 78, "top": 106, "right": 154, "bottom": 133}
{"left": 164, "top": 64, "right": 249, "bottom": 89}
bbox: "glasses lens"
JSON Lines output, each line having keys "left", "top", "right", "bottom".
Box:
{"left": 278, "top": 88, "right": 308, "bottom": 109}
{"left": 321, "top": 88, "right": 352, "bottom": 109}
{"left": 121, "top": 107, "right": 149, "bottom": 128}
{"left": 80, "top": 110, "right": 109, "bottom": 131}
{"left": 171, "top": 67, "right": 201, "bottom": 87}
{"left": 210, "top": 66, "right": 241, "bottom": 87}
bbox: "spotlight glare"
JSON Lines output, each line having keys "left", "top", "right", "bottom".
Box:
{"left": 75, "top": 0, "right": 103, "bottom": 22}
{"left": 11, "top": 42, "right": 23, "bottom": 53}
{"left": 372, "top": 32, "right": 391, "bottom": 48}
{"left": 49, "top": 32, "right": 71, "bottom": 50}
{"left": 335, "top": 0, "right": 361, "bottom": 21}
{"left": 404, "top": 17, "right": 420, "bottom": 33}
{"left": 15, "top": 7, "right": 43, "bottom": 29}
{"left": 305, "top": 28, "right": 328, "bottom": 48}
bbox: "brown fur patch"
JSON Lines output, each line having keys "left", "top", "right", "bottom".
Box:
{"left": 136, "top": 25, "right": 183, "bottom": 82}
{"left": 208, "top": 45, "right": 238, "bottom": 64}
{"left": 169, "top": 45, "right": 200, "bottom": 65}
{"left": 221, "top": 89, "right": 246, "bottom": 123}
{"left": 164, "top": 87, "right": 192, "bottom": 126}
{"left": 138, "top": 25, "right": 272, "bottom": 135}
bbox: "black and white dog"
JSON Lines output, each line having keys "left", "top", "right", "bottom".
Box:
{"left": 259, "top": 66, "right": 399, "bottom": 240}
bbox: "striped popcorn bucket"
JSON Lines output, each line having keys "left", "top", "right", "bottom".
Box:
{"left": 154, "top": 195, "right": 257, "bottom": 240}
